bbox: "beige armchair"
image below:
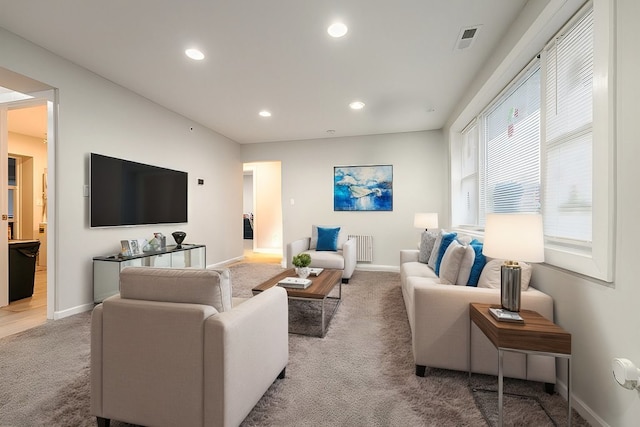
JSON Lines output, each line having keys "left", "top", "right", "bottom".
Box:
{"left": 287, "top": 225, "right": 357, "bottom": 283}
{"left": 91, "top": 267, "right": 288, "bottom": 427}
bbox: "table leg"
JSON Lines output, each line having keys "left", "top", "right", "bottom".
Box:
{"left": 321, "top": 298, "right": 326, "bottom": 337}
{"left": 468, "top": 317, "right": 472, "bottom": 385}
{"left": 499, "top": 349, "right": 504, "bottom": 427}
{"left": 568, "top": 357, "right": 572, "bottom": 427}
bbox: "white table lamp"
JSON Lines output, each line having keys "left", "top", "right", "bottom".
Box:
{"left": 482, "top": 213, "right": 544, "bottom": 312}
{"left": 414, "top": 213, "right": 439, "bottom": 231}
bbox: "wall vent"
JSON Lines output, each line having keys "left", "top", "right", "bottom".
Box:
{"left": 348, "top": 235, "right": 373, "bottom": 262}
{"left": 455, "top": 25, "right": 481, "bottom": 51}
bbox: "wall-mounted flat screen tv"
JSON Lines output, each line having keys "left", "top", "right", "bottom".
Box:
{"left": 90, "top": 153, "right": 188, "bottom": 227}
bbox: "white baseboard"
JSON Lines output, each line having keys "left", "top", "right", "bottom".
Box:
{"left": 252, "top": 248, "right": 282, "bottom": 254}
{"left": 53, "top": 302, "right": 94, "bottom": 320}
{"left": 355, "top": 264, "right": 399, "bottom": 272}
{"left": 207, "top": 255, "right": 244, "bottom": 268}
{"left": 555, "top": 379, "right": 610, "bottom": 427}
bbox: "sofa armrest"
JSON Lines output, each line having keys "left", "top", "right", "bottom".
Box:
{"left": 342, "top": 238, "right": 357, "bottom": 279}
{"left": 409, "top": 280, "right": 554, "bottom": 382}
{"left": 400, "top": 249, "right": 419, "bottom": 265}
{"left": 204, "top": 286, "right": 289, "bottom": 426}
{"left": 90, "top": 304, "right": 104, "bottom": 418}
{"left": 286, "top": 237, "right": 311, "bottom": 268}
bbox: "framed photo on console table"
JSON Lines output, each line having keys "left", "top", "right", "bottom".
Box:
{"left": 334, "top": 165, "right": 393, "bottom": 211}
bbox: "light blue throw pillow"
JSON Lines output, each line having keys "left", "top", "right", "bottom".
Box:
{"left": 467, "top": 239, "right": 486, "bottom": 286}
{"left": 435, "top": 232, "right": 457, "bottom": 275}
{"left": 316, "top": 226, "right": 341, "bottom": 251}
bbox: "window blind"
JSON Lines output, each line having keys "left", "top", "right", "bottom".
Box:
{"left": 543, "top": 9, "right": 594, "bottom": 245}
{"left": 479, "top": 65, "right": 541, "bottom": 223}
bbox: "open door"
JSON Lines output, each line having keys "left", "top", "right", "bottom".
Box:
{"left": 0, "top": 106, "right": 8, "bottom": 307}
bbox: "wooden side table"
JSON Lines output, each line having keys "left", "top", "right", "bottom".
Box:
{"left": 469, "top": 303, "right": 572, "bottom": 427}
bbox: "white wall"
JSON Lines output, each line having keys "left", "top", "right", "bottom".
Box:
{"left": 0, "top": 27, "right": 243, "bottom": 318}
{"left": 241, "top": 130, "right": 448, "bottom": 268}
{"left": 243, "top": 173, "right": 253, "bottom": 214}
{"left": 446, "top": 1, "right": 640, "bottom": 426}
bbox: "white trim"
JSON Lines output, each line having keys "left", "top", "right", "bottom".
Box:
{"left": 355, "top": 264, "right": 399, "bottom": 273}
{"left": 53, "top": 302, "right": 93, "bottom": 320}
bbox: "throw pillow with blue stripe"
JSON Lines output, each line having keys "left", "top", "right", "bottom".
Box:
{"left": 435, "top": 232, "right": 457, "bottom": 275}
{"left": 467, "top": 239, "right": 486, "bottom": 286}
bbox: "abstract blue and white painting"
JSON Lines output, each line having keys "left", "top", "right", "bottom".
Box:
{"left": 334, "top": 165, "right": 393, "bottom": 211}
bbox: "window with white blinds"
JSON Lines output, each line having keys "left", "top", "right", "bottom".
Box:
{"left": 479, "top": 66, "right": 541, "bottom": 221}
{"left": 542, "top": 8, "right": 594, "bottom": 247}
{"left": 452, "top": 2, "right": 614, "bottom": 281}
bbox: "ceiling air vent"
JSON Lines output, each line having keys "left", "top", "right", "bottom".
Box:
{"left": 455, "top": 25, "right": 481, "bottom": 51}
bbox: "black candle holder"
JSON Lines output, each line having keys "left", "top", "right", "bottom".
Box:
{"left": 172, "top": 231, "right": 186, "bottom": 248}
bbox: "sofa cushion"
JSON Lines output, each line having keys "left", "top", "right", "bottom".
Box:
{"left": 467, "top": 240, "right": 486, "bottom": 287}
{"left": 316, "top": 226, "right": 341, "bottom": 251}
{"left": 438, "top": 241, "right": 467, "bottom": 285}
{"left": 418, "top": 230, "right": 438, "bottom": 263}
{"left": 434, "top": 232, "right": 458, "bottom": 276}
{"left": 302, "top": 250, "right": 345, "bottom": 269}
{"left": 478, "top": 259, "right": 532, "bottom": 290}
{"left": 456, "top": 244, "right": 476, "bottom": 286}
{"left": 401, "top": 261, "right": 438, "bottom": 280}
{"left": 119, "top": 267, "right": 232, "bottom": 312}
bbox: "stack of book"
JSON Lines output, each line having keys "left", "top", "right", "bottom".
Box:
{"left": 489, "top": 307, "right": 524, "bottom": 323}
{"left": 277, "top": 277, "right": 312, "bottom": 289}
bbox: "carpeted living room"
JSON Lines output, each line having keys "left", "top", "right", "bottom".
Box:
{"left": 1, "top": 1, "right": 638, "bottom": 426}
{"left": 0, "top": 260, "right": 588, "bottom": 426}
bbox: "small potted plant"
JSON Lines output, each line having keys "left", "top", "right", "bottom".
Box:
{"left": 292, "top": 253, "right": 312, "bottom": 279}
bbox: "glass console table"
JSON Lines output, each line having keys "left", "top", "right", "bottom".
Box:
{"left": 93, "top": 244, "right": 206, "bottom": 302}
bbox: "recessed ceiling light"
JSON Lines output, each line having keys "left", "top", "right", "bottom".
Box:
{"left": 328, "top": 22, "right": 348, "bottom": 38}
{"left": 185, "top": 48, "right": 205, "bottom": 60}
{"left": 259, "top": 110, "right": 272, "bottom": 117}
{"left": 349, "top": 101, "right": 365, "bottom": 110}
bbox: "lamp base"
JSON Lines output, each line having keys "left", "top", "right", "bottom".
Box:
{"left": 500, "top": 262, "right": 522, "bottom": 312}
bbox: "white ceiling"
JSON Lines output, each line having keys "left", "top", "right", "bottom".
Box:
{"left": 0, "top": 0, "right": 527, "bottom": 144}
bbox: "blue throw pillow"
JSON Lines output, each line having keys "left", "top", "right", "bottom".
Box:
{"left": 316, "top": 226, "right": 341, "bottom": 251}
{"left": 467, "top": 239, "right": 486, "bottom": 286}
{"left": 435, "top": 232, "right": 457, "bottom": 275}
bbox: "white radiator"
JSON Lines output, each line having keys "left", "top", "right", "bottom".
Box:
{"left": 348, "top": 235, "right": 373, "bottom": 262}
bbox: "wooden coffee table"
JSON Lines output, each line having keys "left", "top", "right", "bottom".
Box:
{"left": 252, "top": 269, "right": 342, "bottom": 337}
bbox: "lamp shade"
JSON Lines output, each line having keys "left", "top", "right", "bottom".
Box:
{"left": 482, "top": 213, "right": 544, "bottom": 262}
{"left": 414, "top": 213, "right": 438, "bottom": 229}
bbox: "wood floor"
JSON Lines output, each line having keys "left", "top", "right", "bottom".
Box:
{"left": 0, "top": 244, "right": 279, "bottom": 340}
{"left": 0, "top": 268, "right": 47, "bottom": 339}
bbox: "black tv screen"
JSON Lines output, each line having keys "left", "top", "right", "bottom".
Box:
{"left": 90, "top": 153, "right": 188, "bottom": 227}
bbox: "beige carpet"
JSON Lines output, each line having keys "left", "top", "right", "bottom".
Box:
{"left": 0, "top": 263, "right": 588, "bottom": 426}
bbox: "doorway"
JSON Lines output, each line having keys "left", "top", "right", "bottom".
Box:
{"left": 0, "top": 79, "right": 55, "bottom": 337}
{"left": 242, "top": 161, "right": 283, "bottom": 264}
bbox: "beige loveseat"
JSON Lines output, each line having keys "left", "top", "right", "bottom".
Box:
{"left": 91, "top": 267, "right": 288, "bottom": 427}
{"left": 400, "top": 248, "right": 556, "bottom": 386}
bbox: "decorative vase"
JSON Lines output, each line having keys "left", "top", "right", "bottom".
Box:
{"left": 295, "top": 267, "right": 310, "bottom": 279}
{"left": 172, "top": 231, "right": 186, "bottom": 248}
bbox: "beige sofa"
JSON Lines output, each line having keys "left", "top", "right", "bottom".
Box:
{"left": 91, "top": 267, "right": 288, "bottom": 427}
{"left": 400, "top": 249, "right": 556, "bottom": 386}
